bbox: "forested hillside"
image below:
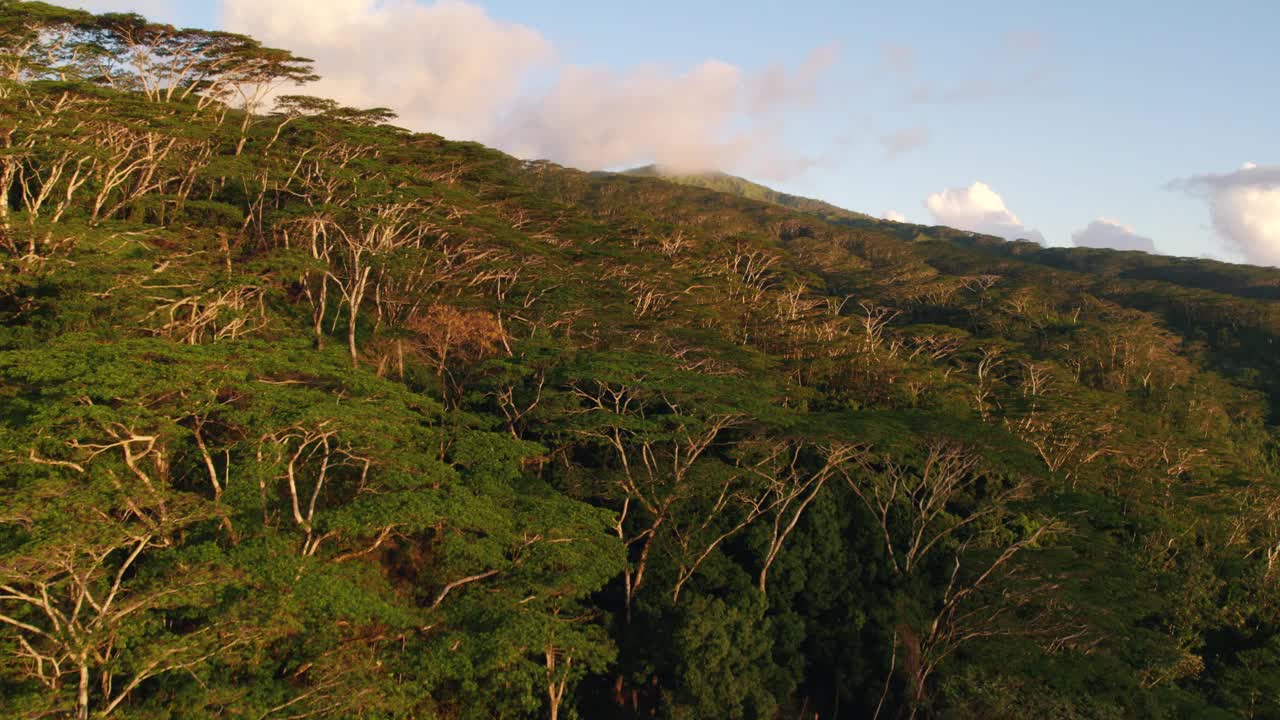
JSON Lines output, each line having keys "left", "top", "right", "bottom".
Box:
{"left": 621, "top": 165, "right": 876, "bottom": 225}
{"left": 2, "top": 4, "right": 1279, "bottom": 719}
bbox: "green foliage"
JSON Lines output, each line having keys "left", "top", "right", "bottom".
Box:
{"left": 0, "top": 3, "right": 1278, "bottom": 718}
{"left": 620, "top": 165, "right": 876, "bottom": 224}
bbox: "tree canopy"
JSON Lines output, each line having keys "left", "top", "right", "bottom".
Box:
{"left": 2, "top": 3, "right": 1279, "bottom": 719}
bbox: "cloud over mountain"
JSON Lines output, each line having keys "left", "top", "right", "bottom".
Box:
{"left": 219, "top": 0, "right": 834, "bottom": 179}
{"left": 925, "top": 182, "right": 1044, "bottom": 243}
{"left": 1071, "top": 218, "right": 1157, "bottom": 253}
{"left": 222, "top": 0, "right": 553, "bottom": 144}
{"left": 1175, "top": 163, "right": 1280, "bottom": 267}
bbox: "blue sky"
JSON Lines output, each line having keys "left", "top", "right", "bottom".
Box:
{"left": 78, "top": 0, "right": 1280, "bottom": 263}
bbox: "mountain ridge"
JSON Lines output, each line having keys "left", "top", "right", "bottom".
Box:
{"left": 619, "top": 163, "right": 879, "bottom": 225}
{"left": 622, "top": 163, "right": 1280, "bottom": 302}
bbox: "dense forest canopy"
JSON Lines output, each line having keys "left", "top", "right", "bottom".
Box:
{"left": 2, "top": 3, "right": 1279, "bottom": 718}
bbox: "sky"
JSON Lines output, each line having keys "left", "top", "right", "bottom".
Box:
{"left": 69, "top": 0, "right": 1280, "bottom": 266}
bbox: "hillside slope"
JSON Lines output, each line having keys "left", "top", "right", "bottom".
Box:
{"left": 2, "top": 4, "right": 1279, "bottom": 719}
{"left": 628, "top": 166, "right": 1280, "bottom": 419}
{"left": 631, "top": 165, "right": 1280, "bottom": 312}
{"left": 621, "top": 164, "right": 877, "bottom": 224}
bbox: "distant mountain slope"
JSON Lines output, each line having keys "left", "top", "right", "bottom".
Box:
{"left": 621, "top": 164, "right": 876, "bottom": 224}
{"left": 624, "top": 165, "right": 1280, "bottom": 304}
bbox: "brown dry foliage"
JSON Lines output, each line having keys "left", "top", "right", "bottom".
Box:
{"left": 406, "top": 304, "right": 507, "bottom": 374}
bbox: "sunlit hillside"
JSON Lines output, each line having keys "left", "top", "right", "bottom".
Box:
{"left": 1, "top": 4, "right": 1279, "bottom": 719}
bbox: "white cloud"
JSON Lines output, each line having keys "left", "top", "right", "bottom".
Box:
{"left": 924, "top": 181, "right": 1044, "bottom": 243}
{"left": 222, "top": 0, "right": 553, "bottom": 143}
{"left": 219, "top": 0, "right": 834, "bottom": 179}
{"left": 496, "top": 54, "right": 833, "bottom": 178}
{"left": 748, "top": 43, "right": 841, "bottom": 114}
{"left": 500, "top": 60, "right": 752, "bottom": 175}
{"left": 883, "top": 210, "right": 907, "bottom": 223}
{"left": 1175, "top": 162, "right": 1280, "bottom": 267}
{"left": 879, "top": 126, "right": 929, "bottom": 158}
{"left": 1071, "top": 218, "right": 1157, "bottom": 253}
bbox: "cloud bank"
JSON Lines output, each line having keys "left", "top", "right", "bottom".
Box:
{"left": 1175, "top": 163, "right": 1280, "bottom": 267}
{"left": 1071, "top": 218, "right": 1157, "bottom": 253}
{"left": 925, "top": 182, "right": 1044, "bottom": 243}
{"left": 222, "top": 0, "right": 553, "bottom": 144}
{"left": 498, "top": 60, "right": 745, "bottom": 173}
{"left": 217, "top": 0, "right": 835, "bottom": 179}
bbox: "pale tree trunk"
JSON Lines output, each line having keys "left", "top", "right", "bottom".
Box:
{"left": 546, "top": 648, "right": 571, "bottom": 720}
{"left": 0, "top": 158, "right": 14, "bottom": 233}
{"left": 77, "top": 657, "right": 90, "bottom": 720}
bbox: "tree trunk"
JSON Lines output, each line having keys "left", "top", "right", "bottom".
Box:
{"left": 0, "top": 159, "right": 14, "bottom": 232}
{"left": 77, "top": 659, "right": 90, "bottom": 720}
{"left": 546, "top": 649, "right": 570, "bottom": 720}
